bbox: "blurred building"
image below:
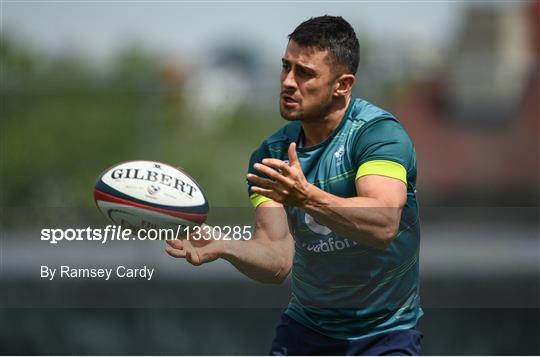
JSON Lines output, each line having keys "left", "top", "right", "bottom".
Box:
{"left": 393, "top": 1, "right": 539, "bottom": 205}
{"left": 183, "top": 42, "right": 264, "bottom": 127}
{"left": 447, "top": 4, "right": 533, "bottom": 124}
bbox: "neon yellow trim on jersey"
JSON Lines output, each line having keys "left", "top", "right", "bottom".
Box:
{"left": 249, "top": 193, "right": 272, "bottom": 208}
{"left": 356, "top": 160, "right": 407, "bottom": 184}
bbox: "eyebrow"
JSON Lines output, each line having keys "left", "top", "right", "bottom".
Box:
{"left": 282, "top": 58, "right": 317, "bottom": 75}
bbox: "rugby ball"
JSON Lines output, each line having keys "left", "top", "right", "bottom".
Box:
{"left": 94, "top": 160, "right": 209, "bottom": 231}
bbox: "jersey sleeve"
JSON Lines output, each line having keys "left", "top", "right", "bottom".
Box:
{"left": 352, "top": 118, "right": 414, "bottom": 185}
{"left": 247, "top": 143, "right": 273, "bottom": 208}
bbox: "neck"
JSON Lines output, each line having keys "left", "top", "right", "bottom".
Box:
{"left": 301, "top": 95, "right": 351, "bottom": 147}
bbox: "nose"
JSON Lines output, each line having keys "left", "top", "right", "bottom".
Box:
{"left": 281, "top": 68, "right": 296, "bottom": 90}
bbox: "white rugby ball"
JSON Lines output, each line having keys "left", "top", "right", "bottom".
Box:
{"left": 94, "top": 160, "right": 208, "bottom": 230}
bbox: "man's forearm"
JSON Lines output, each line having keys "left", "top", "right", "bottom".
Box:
{"left": 302, "top": 185, "right": 402, "bottom": 249}
{"left": 220, "top": 237, "right": 293, "bottom": 284}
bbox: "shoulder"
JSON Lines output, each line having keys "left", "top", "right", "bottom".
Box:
{"left": 348, "top": 97, "right": 410, "bottom": 141}
{"left": 348, "top": 98, "right": 415, "bottom": 170}
{"left": 348, "top": 97, "right": 398, "bottom": 127}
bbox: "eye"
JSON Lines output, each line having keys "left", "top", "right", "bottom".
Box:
{"left": 298, "top": 67, "right": 314, "bottom": 78}
{"left": 281, "top": 62, "right": 291, "bottom": 71}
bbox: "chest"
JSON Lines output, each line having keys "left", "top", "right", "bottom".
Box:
{"left": 296, "top": 140, "right": 357, "bottom": 198}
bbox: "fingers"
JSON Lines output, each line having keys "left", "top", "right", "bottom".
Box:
{"left": 246, "top": 173, "right": 277, "bottom": 189}
{"left": 165, "top": 245, "right": 186, "bottom": 258}
{"left": 250, "top": 186, "right": 281, "bottom": 202}
{"left": 165, "top": 238, "right": 185, "bottom": 249}
{"left": 256, "top": 142, "right": 301, "bottom": 176}
{"left": 252, "top": 162, "right": 294, "bottom": 186}
{"left": 165, "top": 239, "right": 187, "bottom": 258}
{"left": 165, "top": 239, "right": 200, "bottom": 265}
{"left": 165, "top": 245, "right": 205, "bottom": 267}
{"left": 260, "top": 159, "right": 293, "bottom": 175}
{"left": 248, "top": 145, "right": 304, "bottom": 205}
{"left": 287, "top": 142, "right": 299, "bottom": 166}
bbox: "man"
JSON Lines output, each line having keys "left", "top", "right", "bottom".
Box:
{"left": 166, "top": 16, "right": 422, "bottom": 355}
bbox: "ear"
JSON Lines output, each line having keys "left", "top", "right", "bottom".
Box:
{"left": 333, "top": 74, "right": 355, "bottom": 97}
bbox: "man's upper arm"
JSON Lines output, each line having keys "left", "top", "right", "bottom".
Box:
{"left": 355, "top": 175, "right": 406, "bottom": 208}
{"left": 352, "top": 118, "right": 413, "bottom": 208}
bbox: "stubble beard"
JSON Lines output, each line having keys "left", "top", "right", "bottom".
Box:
{"left": 280, "top": 93, "right": 333, "bottom": 123}
{"left": 280, "top": 105, "right": 302, "bottom": 121}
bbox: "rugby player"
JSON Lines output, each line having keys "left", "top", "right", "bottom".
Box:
{"left": 166, "top": 15, "right": 422, "bottom": 355}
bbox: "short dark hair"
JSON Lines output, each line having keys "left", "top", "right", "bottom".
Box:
{"left": 288, "top": 15, "right": 360, "bottom": 75}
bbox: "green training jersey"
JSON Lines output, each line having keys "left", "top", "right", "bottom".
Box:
{"left": 247, "top": 97, "right": 422, "bottom": 340}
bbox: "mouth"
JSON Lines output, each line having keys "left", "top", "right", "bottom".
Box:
{"left": 281, "top": 94, "right": 299, "bottom": 107}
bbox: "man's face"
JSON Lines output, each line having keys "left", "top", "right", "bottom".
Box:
{"left": 279, "top": 40, "right": 338, "bottom": 122}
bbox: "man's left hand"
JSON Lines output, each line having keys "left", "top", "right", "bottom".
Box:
{"left": 247, "top": 142, "right": 312, "bottom": 207}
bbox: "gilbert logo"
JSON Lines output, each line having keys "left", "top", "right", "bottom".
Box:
{"left": 110, "top": 168, "right": 197, "bottom": 198}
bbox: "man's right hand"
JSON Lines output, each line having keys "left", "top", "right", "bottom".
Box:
{"left": 165, "top": 224, "right": 223, "bottom": 266}
{"left": 164, "top": 203, "right": 294, "bottom": 284}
